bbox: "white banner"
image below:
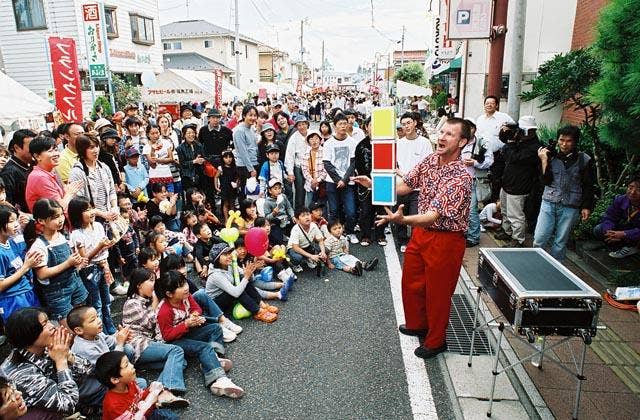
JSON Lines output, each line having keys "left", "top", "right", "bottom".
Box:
{"left": 82, "top": 3, "right": 108, "bottom": 79}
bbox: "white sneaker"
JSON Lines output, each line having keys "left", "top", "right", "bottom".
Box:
{"left": 400, "top": 245, "right": 407, "bottom": 253}
{"left": 218, "top": 358, "right": 233, "bottom": 372}
{"left": 220, "top": 317, "right": 243, "bottom": 334}
{"left": 210, "top": 377, "right": 244, "bottom": 399}
{"left": 292, "top": 264, "right": 304, "bottom": 273}
{"left": 307, "top": 260, "right": 317, "bottom": 269}
{"left": 348, "top": 234, "right": 360, "bottom": 244}
{"left": 354, "top": 224, "right": 361, "bottom": 232}
{"left": 111, "top": 283, "right": 127, "bottom": 296}
{"left": 384, "top": 226, "right": 391, "bottom": 234}
{"left": 221, "top": 326, "right": 237, "bottom": 343}
{"left": 609, "top": 246, "right": 640, "bottom": 259}
{"left": 480, "top": 226, "right": 486, "bottom": 232}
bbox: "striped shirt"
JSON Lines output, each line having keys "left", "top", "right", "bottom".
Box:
{"left": 121, "top": 294, "right": 162, "bottom": 362}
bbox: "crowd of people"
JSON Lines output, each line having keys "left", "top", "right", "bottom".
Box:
{"left": 0, "top": 88, "right": 637, "bottom": 418}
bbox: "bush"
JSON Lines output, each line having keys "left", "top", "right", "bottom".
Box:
{"left": 573, "top": 183, "right": 625, "bottom": 240}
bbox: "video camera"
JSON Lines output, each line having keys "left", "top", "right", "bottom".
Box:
{"left": 498, "top": 123, "right": 523, "bottom": 144}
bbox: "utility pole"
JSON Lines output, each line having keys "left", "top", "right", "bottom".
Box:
{"left": 487, "top": 0, "right": 508, "bottom": 99}
{"left": 234, "top": 0, "right": 241, "bottom": 88}
{"left": 400, "top": 25, "right": 405, "bottom": 66}
{"left": 299, "top": 19, "right": 305, "bottom": 85}
{"left": 507, "top": 0, "right": 526, "bottom": 120}
{"left": 321, "top": 40, "right": 325, "bottom": 89}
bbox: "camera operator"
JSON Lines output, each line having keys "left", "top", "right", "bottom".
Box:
{"left": 533, "top": 125, "right": 594, "bottom": 261}
{"left": 494, "top": 116, "right": 541, "bottom": 247}
{"left": 461, "top": 119, "right": 493, "bottom": 247}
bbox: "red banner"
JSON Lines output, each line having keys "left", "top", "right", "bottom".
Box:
{"left": 48, "top": 37, "right": 83, "bottom": 122}
{"left": 214, "top": 69, "right": 223, "bottom": 109}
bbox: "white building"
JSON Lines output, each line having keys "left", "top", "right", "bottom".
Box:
{"left": 436, "top": 0, "right": 577, "bottom": 127}
{"left": 160, "top": 19, "right": 259, "bottom": 89}
{"left": 315, "top": 71, "right": 357, "bottom": 90}
{"left": 0, "top": 0, "right": 163, "bottom": 101}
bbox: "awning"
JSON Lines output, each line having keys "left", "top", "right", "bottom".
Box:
{"left": 0, "top": 71, "right": 54, "bottom": 123}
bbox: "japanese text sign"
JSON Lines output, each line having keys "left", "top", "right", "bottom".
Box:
{"left": 48, "top": 37, "right": 83, "bottom": 123}
{"left": 82, "top": 3, "right": 107, "bottom": 79}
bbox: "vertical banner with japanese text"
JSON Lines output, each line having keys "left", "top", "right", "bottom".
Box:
{"left": 48, "top": 37, "right": 83, "bottom": 122}
{"left": 214, "top": 69, "right": 223, "bottom": 109}
{"left": 82, "top": 3, "right": 108, "bottom": 79}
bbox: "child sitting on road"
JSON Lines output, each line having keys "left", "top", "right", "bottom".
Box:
{"left": 205, "top": 243, "right": 279, "bottom": 323}
{"left": 325, "top": 220, "right": 378, "bottom": 276}
{"left": 263, "top": 179, "right": 294, "bottom": 245}
{"left": 95, "top": 351, "right": 184, "bottom": 420}
{"left": 235, "top": 238, "right": 291, "bottom": 302}
{"left": 149, "top": 216, "right": 193, "bottom": 261}
{"left": 310, "top": 202, "right": 329, "bottom": 237}
{"left": 286, "top": 207, "right": 328, "bottom": 275}
{"left": 139, "top": 246, "right": 161, "bottom": 278}
{"left": 68, "top": 305, "right": 134, "bottom": 365}
{"left": 155, "top": 270, "right": 243, "bottom": 398}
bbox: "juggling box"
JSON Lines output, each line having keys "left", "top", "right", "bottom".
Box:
{"left": 370, "top": 107, "right": 396, "bottom": 140}
{"left": 370, "top": 106, "right": 397, "bottom": 206}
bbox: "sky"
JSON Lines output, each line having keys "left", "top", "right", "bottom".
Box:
{"left": 157, "top": 0, "right": 435, "bottom": 73}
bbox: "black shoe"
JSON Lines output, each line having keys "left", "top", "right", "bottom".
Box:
{"left": 466, "top": 240, "right": 479, "bottom": 248}
{"left": 354, "top": 261, "right": 363, "bottom": 276}
{"left": 414, "top": 344, "right": 447, "bottom": 359}
{"left": 494, "top": 231, "right": 511, "bottom": 241}
{"left": 398, "top": 324, "right": 428, "bottom": 337}
{"left": 503, "top": 239, "right": 525, "bottom": 248}
{"left": 364, "top": 257, "right": 379, "bottom": 271}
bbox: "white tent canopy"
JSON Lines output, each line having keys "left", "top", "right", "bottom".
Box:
{"left": 141, "top": 69, "right": 245, "bottom": 104}
{"left": 396, "top": 80, "right": 432, "bottom": 98}
{"left": 244, "top": 81, "right": 296, "bottom": 96}
{"left": 0, "top": 71, "right": 54, "bottom": 124}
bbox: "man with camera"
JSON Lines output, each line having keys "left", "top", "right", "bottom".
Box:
{"left": 494, "top": 116, "right": 541, "bottom": 247}
{"left": 461, "top": 120, "right": 493, "bottom": 247}
{"left": 533, "top": 125, "right": 594, "bottom": 261}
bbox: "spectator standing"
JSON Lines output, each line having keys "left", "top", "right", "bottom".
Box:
{"left": 284, "top": 115, "right": 310, "bottom": 210}
{"left": 56, "top": 123, "right": 85, "bottom": 184}
{"left": 1, "top": 129, "right": 35, "bottom": 212}
{"left": 233, "top": 105, "right": 259, "bottom": 198}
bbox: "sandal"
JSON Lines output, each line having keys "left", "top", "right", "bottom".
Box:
{"left": 253, "top": 308, "right": 277, "bottom": 323}
{"left": 264, "top": 304, "right": 280, "bottom": 314}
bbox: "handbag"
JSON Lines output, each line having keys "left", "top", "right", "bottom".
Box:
{"left": 475, "top": 171, "right": 492, "bottom": 203}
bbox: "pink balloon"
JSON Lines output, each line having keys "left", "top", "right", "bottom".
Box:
{"left": 245, "top": 227, "right": 269, "bottom": 256}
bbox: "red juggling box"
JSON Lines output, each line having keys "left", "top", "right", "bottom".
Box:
{"left": 372, "top": 141, "right": 396, "bottom": 172}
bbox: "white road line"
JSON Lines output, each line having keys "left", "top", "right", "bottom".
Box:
{"left": 383, "top": 235, "right": 439, "bottom": 420}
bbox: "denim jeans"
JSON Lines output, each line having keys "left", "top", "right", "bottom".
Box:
{"left": 81, "top": 265, "right": 116, "bottom": 335}
{"left": 287, "top": 245, "right": 317, "bottom": 267}
{"left": 357, "top": 186, "right": 385, "bottom": 241}
{"left": 170, "top": 323, "right": 226, "bottom": 387}
{"left": 326, "top": 183, "right": 356, "bottom": 234}
{"left": 137, "top": 341, "right": 187, "bottom": 392}
{"left": 533, "top": 200, "right": 580, "bottom": 261}
{"left": 466, "top": 179, "right": 481, "bottom": 244}
{"left": 192, "top": 289, "right": 223, "bottom": 323}
{"left": 150, "top": 408, "right": 180, "bottom": 420}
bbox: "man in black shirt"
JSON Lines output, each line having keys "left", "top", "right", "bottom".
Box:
{"left": 198, "top": 108, "right": 234, "bottom": 166}
{"left": 1, "top": 129, "right": 36, "bottom": 212}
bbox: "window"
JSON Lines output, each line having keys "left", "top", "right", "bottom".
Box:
{"left": 130, "top": 14, "right": 154, "bottom": 45}
{"left": 163, "top": 42, "right": 171, "bottom": 50}
{"left": 173, "top": 42, "right": 182, "bottom": 50}
{"left": 230, "top": 40, "right": 235, "bottom": 55}
{"left": 245, "top": 44, "right": 248, "bottom": 58}
{"left": 104, "top": 6, "right": 118, "bottom": 38}
{"left": 204, "top": 40, "right": 212, "bottom": 48}
{"left": 12, "top": 0, "right": 46, "bottom": 31}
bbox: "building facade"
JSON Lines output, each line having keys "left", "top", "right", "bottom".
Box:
{"left": 0, "top": 0, "right": 163, "bottom": 102}
{"left": 258, "top": 44, "right": 292, "bottom": 84}
{"left": 160, "top": 19, "right": 259, "bottom": 89}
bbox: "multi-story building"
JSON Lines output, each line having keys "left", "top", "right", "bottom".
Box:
{"left": 258, "top": 44, "right": 292, "bottom": 84}
{"left": 0, "top": 0, "right": 163, "bottom": 101}
{"left": 160, "top": 19, "right": 259, "bottom": 89}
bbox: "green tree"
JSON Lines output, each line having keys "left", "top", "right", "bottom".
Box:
{"left": 590, "top": 0, "right": 640, "bottom": 185}
{"left": 520, "top": 48, "right": 607, "bottom": 185}
{"left": 393, "top": 63, "right": 426, "bottom": 86}
{"left": 112, "top": 74, "right": 141, "bottom": 111}
{"left": 92, "top": 96, "right": 112, "bottom": 118}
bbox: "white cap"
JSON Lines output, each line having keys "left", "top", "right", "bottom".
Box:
{"left": 518, "top": 115, "right": 537, "bottom": 130}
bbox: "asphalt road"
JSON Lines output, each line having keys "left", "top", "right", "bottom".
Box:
{"left": 137, "top": 243, "right": 416, "bottom": 419}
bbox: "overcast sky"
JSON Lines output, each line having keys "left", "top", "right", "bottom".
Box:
{"left": 158, "top": 0, "right": 435, "bottom": 72}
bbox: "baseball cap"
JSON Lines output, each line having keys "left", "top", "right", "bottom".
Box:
{"left": 261, "top": 123, "right": 276, "bottom": 134}
{"left": 268, "top": 178, "right": 283, "bottom": 188}
{"left": 266, "top": 143, "right": 280, "bottom": 153}
{"left": 125, "top": 148, "right": 140, "bottom": 158}
{"left": 309, "top": 202, "right": 324, "bottom": 211}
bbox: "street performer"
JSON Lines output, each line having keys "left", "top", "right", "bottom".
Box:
{"left": 354, "top": 118, "right": 472, "bottom": 359}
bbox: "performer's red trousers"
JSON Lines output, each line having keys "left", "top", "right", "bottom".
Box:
{"left": 402, "top": 228, "right": 466, "bottom": 349}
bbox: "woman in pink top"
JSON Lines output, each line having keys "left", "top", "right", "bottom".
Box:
{"left": 25, "top": 136, "right": 83, "bottom": 212}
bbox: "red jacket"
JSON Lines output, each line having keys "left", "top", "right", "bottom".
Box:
{"left": 156, "top": 295, "right": 202, "bottom": 342}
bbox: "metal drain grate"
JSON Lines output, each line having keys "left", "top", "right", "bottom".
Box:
{"left": 446, "top": 294, "right": 492, "bottom": 355}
